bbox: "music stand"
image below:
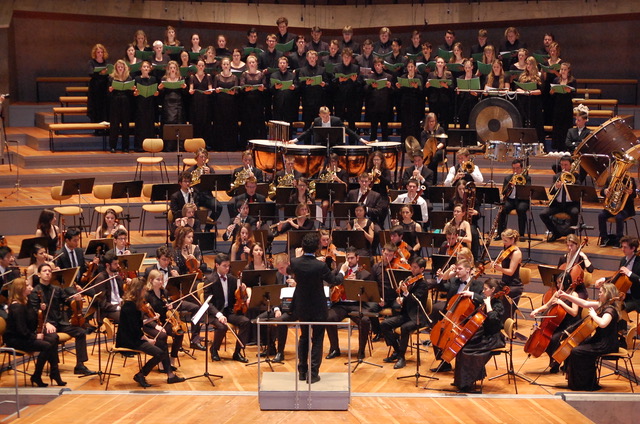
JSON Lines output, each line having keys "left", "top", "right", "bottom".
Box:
{"left": 430, "top": 254, "right": 451, "bottom": 277}
{"left": 193, "top": 231, "right": 216, "bottom": 253}
{"left": 249, "top": 203, "right": 278, "bottom": 224}
{"left": 314, "top": 127, "right": 345, "bottom": 157}
{"left": 476, "top": 186, "right": 502, "bottom": 234}
{"left": 241, "top": 269, "right": 278, "bottom": 287}
{"left": 389, "top": 269, "right": 412, "bottom": 284}
{"left": 390, "top": 203, "right": 423, "bottom": 223}
{"left": 61, "top": 177, "right": 95, "bottom": 237}
{"left": 515, "top": 185, "right": 548, "bottom": 263}
{"left": 332, "top": 230, "right": 366, "bottom": 252}
{"left": 17, "top": 237, "right": 49, "bottom": 259}
{"left": 507, "top": 128, "right": 538, "bottom": 168}
{"left": 229, "top": 261, "right": 247, "bottom": 278}
{"left": 111, "top": 180, "right": 144, "bottom": 244}
{"left": 275, "top": 188, "right": 295, "bottom": 206}
{"left": 426, "top": 187, "right": 455, "bottom": 210}
{"left": 233, "top": 182, "right": 270, "bottom": 198}
{"left": 428, "top": 211, "right": 451, "bottom": 232}
{"left": 315, "top": 182, "right": 347, "bottom": 202}
{"left": 332, "top": 202, "right": 359, "bottom": 227}
{"left": 538, "top": 264, "right": 563, "bottom": 289}
{"left": 447, "top": 129, "right": 477, "bottom": 147}
{"left": 167, "top": 273, "right": 199, "bottom": 300}
{"left": 185, "top": 294, "right": 223, "bottom": 386}
{"left": 565, "top": 185, "right": 599, "bottom": 239}
{"left": 343, "top": 279, "right": 383, "bottom": 372}
{"left": 246, "top": 284, "right": 283, "bottom": 369}
{"left": 286, "top": 230, "right": 317, "bottom": 252}
{"left": 118, "top": 253, "right": 146, "bottom": 275}
{"left": 51, "top": 267, "right": 79, "bottom": 288}
{"left": 283, "top": 203, "right": 316, "bottom": 220}
{"left": 84, "top": 238, "right": 114, "bottom": 257}
{"left": 163, "top": 124, "right": 193, "bottom": 171}
{"left": 195, "top": 174, "right": 232, "bottom": 216}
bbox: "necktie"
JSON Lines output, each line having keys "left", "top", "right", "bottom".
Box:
{"left": 69, "top": 249, "right": 77, "bottom": 268}
{"left": 111, "top": 276, "right": 122, "bottom": 304}
{"left": 118, "top": 250, "right": 124, "bottom": 256}
{"left": 358, "top": 191, "right": 368, "bottom": 203}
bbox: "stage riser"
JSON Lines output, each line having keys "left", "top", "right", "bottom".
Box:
{"left": 562, "top": 393, "right": 640, "bottom": 424}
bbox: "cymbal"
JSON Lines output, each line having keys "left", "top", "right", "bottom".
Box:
{"left": 404, "top": 137, "right": 421, "bottom": 154}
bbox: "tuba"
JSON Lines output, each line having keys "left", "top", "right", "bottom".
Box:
{"left": 603, "top": 150, "right": 635, "bottom": 215}
{"left": 227, "top": 167, "right": 251, "bottom": 196}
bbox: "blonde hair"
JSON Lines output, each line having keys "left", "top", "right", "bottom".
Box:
{"left": 8, "top": 278, "right": 28, "bottom": 305}
{"left": 501, "top": 228, "right": 520, "bottom": 241}
{"left": 110, "top": 59, "right": 130, "bottom": 80}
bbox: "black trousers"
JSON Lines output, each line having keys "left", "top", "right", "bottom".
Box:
{"left": 498, "top": 198, "right": 529, "bottom": 236}
{"left": 539, "top": 201, "right": 579, "bottom": 236}
{"left": 326, "top": 302, "right": 371, "bottom": 355}
{"left": 138, "top": 340, "right": 171, "bottom": 376}
{"left": 6, "top": 333, "right": 60, "bottom": 376}
{"left": 380, "top": 315, "right": 418, "bottom": 357}
{"left": 144, "top": 322, "right": 184, "bottom": 358}
{"left": 210, "top": 310, "right": 250, "bottom": 354}
{"left": 298, "top": 323, "right": 325, "bottom": 376}
{"left": 56, "top": 323, "right": 88, "bottom": 364}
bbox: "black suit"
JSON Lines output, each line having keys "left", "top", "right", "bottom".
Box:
{"left": 91, "top": 270, "right": 123, "bottom": 323}
{"left": 539, "top": 171, "right": 581, "bottom": 238}
{"left": 169, "top": 189, "right": 195, "bottom": 219}
{"left": 227, "top": 192, "right": 267, "bottom": 220}
{"left": 497, "top": 174, "right": 532, "bottom": 236}
{"left": 55, "top": 246, "right": 87, "bottom": 285}
{"left": 203, "top": 272, "right": 250, "bottom": 354}
{"left": 296, "top": 116, "right": 362, "bottom": 145}
{"left": 185, "top": 165, "right": 223, "bottom": 229}
{"left": 565, "top": 127, "right": 591, "bottom": 152}
{"left": 345, "top": 188, "right": 387, "bottom": 228}
{"left": 401, "top": 165, "right": 434, "bottom": 189}
{"left": 290, "top": 254, "right": 336, "bottom": 377}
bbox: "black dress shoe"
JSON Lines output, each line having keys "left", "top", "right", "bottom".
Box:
{"left": 233, "top": 352, "right": 249, "bottom": 363}
{"left": 430, "top": 361, "right": 452, "bottom": 372}
{"left": 307, "top": 374, "right": 321, "bottom": 384}
{"left": 210, "top": 350, "right": 221, "bottom": 361}
{"left": 110, "top": 148, "right": 116, "bottom": 153}
{"left": 74, "top": 365, "right": 97, "bottom": 375}
{"left": 357, "top": 352, "right": 365, "bottom": 361}
{"left": 393, "top": 357, "right": 406, "bottom": 369}
{"left": 272, "top": 352, "right": 285, "bottom": 363}
{"left": 299, "top": 371, "right": 307, "bottom": 381}
{"left": 383, "top": 352, "right": 399, "bottom": 363}
{"left": 549, "top": 363, "right": 560, "bottom": 374}
{"left": 325, "top": 349, "right": 341, "bottom": 359}
{"left": 372, "top": 334, "right": 383, "bottom": 342}
{"left": 548, "top": 234, "right": 559, "bottom": 243}
{"left": 167, "top": 375, "right": 186, "bottom": 384}
{"left": 133, "top": 373, "right": 151, "bottom": 388}
{"left": 190, "top": 342, "right": 206, "bottom": 351}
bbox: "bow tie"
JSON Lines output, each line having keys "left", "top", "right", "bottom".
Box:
{"left": 159, "top": 268, "right": 168, "bottom": 273}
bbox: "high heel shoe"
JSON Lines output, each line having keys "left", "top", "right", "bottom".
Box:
{"left": 50, "top": 370, "right": 67, "bottom": 386}
{"left": 30, "top": 375, "right": 48, "bottom": 387}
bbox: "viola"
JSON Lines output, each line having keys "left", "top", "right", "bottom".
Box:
{"left": 141, "top": 302, "right": 160, "bottom": 324}
{"left": 397, "top": 273, "right": 424, "bottom": 295}
{"left": 69, "top": 297, "right": 85, "bottom": 327}
{"left": 441, "top": 286, "right": 510, "bottom": 363}
{"left": 81, "top": 246, "right": 103, "bottom": 285}
{"left": 491, "top": 244, "right": 517, "bottom": 270}
{"left": 36, "top": 291, "right": 45, "bottom": 334}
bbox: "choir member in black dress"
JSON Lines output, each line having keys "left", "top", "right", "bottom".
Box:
{"left": 470, "top": 29, "right": 489, "bottom": 56}
{"left": 270, "top": 56, "right": 298, "bottom": 135}
{"left": 542, "top": 42, "right": 563, "bottom": 127}
{"left": 188, "top": 60, "right": 213, "bottom": 148}
{"left": 159, "top": 61, "right": 187, "bottom": 128}
{"left": 189, "top": 33, "right": 204, "bottom": 63}
{"left": 108, "top": 60, "right": 134, "bottom": 153}
{"left": 339, "top": 25, "right": 360, "bottom": 55}
{"left": 125, "top": 44, "right": 142, "bottom": 79}
{"left": 214, "top": 57, "right": 241, "bottom": 151}
{"left": 333, "top": 48, "right": 362, "bottom": 141}
{"left": 132, "top": 61, "right": 158, "bottom": 152}
{"left": 364, "top": 58, "right": 393, "bottom": 141}
{"left": 396, "top": 60, "right": 424, "bottom": 142}
{"left": 558, "top": 283, "right": 620, "bottom": 391}
{"left": 150, "top": 40, "right": 171, "bottom": 83}
{"left": 178, "top": 51, "right": 191, "bottom": 70}
{"left": 133, "top": 29, "right": 151, "bottom": 53}
{"left": 215, "top": 34, "right": 232, "bottom": 58}
{"left": 452, "top": 278, "right": 506, "bottom": 392}
{"left": 484, "top": 59, "right": 509, "bottom": 92}
{"left": 87, "top": 44, "right": 110, "bottom": 124}
{"left": 230, "top": 49, "right": 246, "bottom": 74}
{"left": 239, "top": 54, "right": 267, "bottom": 143}
{"left": 373, "top": 27, "right": 392, "bottom": 56}
{"left": 116, "top": 277, "right": 185, "bottom": 387}
{"left": 4, "top": 278, "right": 65, "bottom": 387}
{"left": 455, "top": 59, "right": 479, "bottom": 130}
{"left": 550, "top": 62, "right": 577, "bottom": 152}
{"left": 426, "top": 57, "right": 454, "bottom": 130}
{"left": 420, "top": 113, "right": 446, "bottom": 184}
{"left": 34, "top": 209, "right": 60, "bottom": 254}
{"left": 275, "top": 16, "right": 296, "bottom": 51}
{"left": 297, "top": 51, "right": 328, "bottom": 130}
{"left": 515, "top": 57, "right": 544, "bottom": 143}
{"left": 499, "top": 27, "right": 527, "bottom": 71}
{"left": 449, "top": 42, "right": 466, "bottom": 81}
{"left": 289, "top": 35, "right": 308, "bottom": 71}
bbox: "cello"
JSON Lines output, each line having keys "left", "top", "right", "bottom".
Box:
{"left": 524, "top": 238, "right": 587, "bottom": 357}
{"left": 441, "top": 286, "right": 510, "bottom": 364}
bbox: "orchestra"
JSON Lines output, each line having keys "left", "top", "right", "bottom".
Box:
{"left": 4, "top": 20, "right": 640, "bottom": 398}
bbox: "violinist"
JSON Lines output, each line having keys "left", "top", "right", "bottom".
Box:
{"left": 367, "top": 150, "right": 392, "bottom": 198}
{"left": 92, "top": 251, "right": 125, "bottom": 323}
{"left": 540, "top": 156, "right": 580, "bottom": 243}
{"left": 143, "top": 245, "right": 207, "bottom": 351}
{"left": 29, "top": 263, "right": 96, "bottom": 376}
{"left": 345, "top": 172, "right": 387, "bottom": 229}
{"left": 390, "top": 204, "right": 423, "bottom": 255}
{"left": 390, "top": 225, "right": 415, "bottom": 264}
{"left": 25, "top": 244, "right": 58, "bottom": 286}
{"left": 594, "top": 237, "right": 640, "bottom": 314}
{"left": 443, "top": 148, "right": 484, "bottom": 187}
{"left": 204, "top": 253, "right": 250, "bottom": 363}
{"left": 107, "top": 229, "right": 132, "bottom": 256}
{"left": 94, "top": 208, "right": 126, "bottom": 239}
{"left": 392, "top": 179, "right": 429, "bottom": 224}
{"left": 116, "top": 278, "right": 185, "bottom": 387}
{"left": 452, "top": 278, "right": 506, "bottom": 393}
{"left": 371, "top": 243, "right": 400, "bottom": 310}
{"left": 245, "top": 242, "right": 270, "bottom": 271}
{"left": 55, "top": 227, "right": 88, "bottom": 285}
{"left": 34, "top": 209, "right": 60, "bottom": 254}
{"left": 430, "top": 259, "right": 483, "bottom": 372}
{"left": 401, "top": 151, "right": 433, "bottom": 190}
{"left": 317, "top": 229, "right": 339, "bottom": 270}
{"left": 229, "top": 223, "right": 255, "bottom": 262}
{"left": 494, "top": 229, "right": 523, "bottom": 321}
{"left": 346, "top": 203, "right": 375, "bottom": 256}
{"left": 325, "top": 247, "right": 373, "bottom": 361}
{"left": 5, "top": 278, "right": 65, "bottom": 387}
{"left": 380, "top": 257, "right": 429, "bottom": 369}
{"left": 495, "top": 159, "right": 530, "bottom": 239}
{"left": 557, "top": 283, "right": 621, "bottom": 391}
{"left": 438, "top": 224, "right": 462, "bottom": 255}
{"left": 185, "top": 148, "right": 223, "bottom": 232}
{"left": 172, "top": 227, "right": 206, "bottom": 277}
{"left": 145, "top": 270, "right": 185, "bottom": 371}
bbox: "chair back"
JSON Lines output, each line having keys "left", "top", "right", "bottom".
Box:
{"left": 626, "top": 325, "right": 638, "bottom": 353}
{"left": 425, "top": 296, "right": 433, "bottom": 316}
{"left": 503, "top": 317, "right": 515, "bottom": 340}
{"left": 0, "top": 316, "right": 6, "bottom": 336}
{"left": 184, "top": 138, "right": 205, "bottom": 153}
{"left": 142, "top": 138, "right": 164, "bottom": 154}
{"left": 142, "top": 184, "right": 153, "bottom": 199}
{"left": 196, "top": 282, "right": 205, "bottom": 304}
{"left": 50, "top": 185, "right": 71, "bottom": 202}
{"left": 519, "top": 267, "right": 531, "bottom": 286}
{"left": 93, "top": 184, "right": 113, "bottom": 202}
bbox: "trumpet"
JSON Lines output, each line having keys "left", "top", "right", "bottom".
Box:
{"left": 457, "top": 160, "right": 474, "bottom": 174}
{"left": 369, "top": 167, "right": 381, "bottom": 184}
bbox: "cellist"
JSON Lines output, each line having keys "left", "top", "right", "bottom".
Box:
{"left": 452, "top": 278, "right": 506, "bottom": 393}
{"left": 429, "top": 259, "right": 483, "bottom": 372}
{"left": 594, "top": 236, "right": 640, "bottom": 316}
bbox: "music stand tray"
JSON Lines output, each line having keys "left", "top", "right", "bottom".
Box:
{"left": 229, "top": 261, "right": 248, "bottom": 277}
{"left": 287, "top": 230, "right": 317, "bottom": 250}
{"left": 51, "top": 267, "right": 79, "bottom": 288}
{"left": 332, "top": 230, "right": 366, "bottom": 251}
{"left": 515, "top": 185, "right": 548, "bottom": 202}
{"left": 145, "top": 183, "right": 178, "bottom": 202}
{"left": 389, "top": 269, "right": 412, "bottom": 283}
{"left": 415, "top": 232, "right": 446, "bottom": 253}
{"left": 389, "top": 203, "right": 423, "bottom": 223}
{"left": 275, "top": 187, "right": 295, "bottom": 205}
{"left": 283, "top": 203, "right": 316, "bottom": 220}
{"left": 313, "top": 126, "right": 346, "bottom": 147}
{"left": 248, "top": 203, "right": 277, "bottom": 223}
{"left": 17, "top": 237, "right": 50, "bottom": 259}
{"left": 565, "top": 185, "right": 599, "bottom": 203}
{"left": 428, "top": 211, "right": 452, "bottom": 231}
{"left": 84, "top": 238, "right": 114, "bottom": 256}
{"left": 60, "top": 178, "right": 95, "bottom": 197}
{"left": 430, "top": 254, "right": 451, "bottom": 276}
{"left": 332, "top": 202, "right": 359, "bottom": 224}
{"left": 166, "top": 273, "right": 198, "bottom": 298}
{"left": 343, "top": 280, "right": 381, "bottom": 303}
{"left": 241, "top": 269, "right": 278, "bottom": 287}
{"left": 507, "top": 128, "right": 539, "bottom": 144}
{"left": 476, "top": 187, "right": 501, "bottom": 204}
{"left": 118, "top": 253, "right": 146, "bottom": 274}
{"left": 426, "top": 187, "right": 456, "bottom": 207}
{"left": 315, "top": 182, "right": 347, "bottom": 202}
{"left": 109, "top": 181, "right": 143, "bottom": 201}
{"left": 234, "top": 183, "right": 269, "bottom": 197}
{"left": 195, "top": 174, "right": 233, "bottom": 195}
{"left": 163, "top": 124, "right": 193, "bottom": 151}
{"left": 538, "top": 264, "right": 563, "bottom": 289}
{"left": 447, "top": 129, "right": 478, "bottom": 147}
{"left": 193, "top": 232, "right": 216, "bottom": 253}
{"left": 248, "top": 285, "right": 283, "bottom": 310}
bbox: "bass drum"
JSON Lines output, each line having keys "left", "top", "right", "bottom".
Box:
{"left": 470, "top": 97, "right": 522, "bottom": 142}
{"left": 574, "top": 117, "right": 640, "bottom": 186}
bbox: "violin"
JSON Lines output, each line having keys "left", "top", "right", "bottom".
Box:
{"left": 81, "top": 246, "right": 103, "bottom": 285}
{"left": 491, "top": 244, "right": 517, "bottom": 269}
{"left": 69, "top": 295, "right": 85, "bottom": 327}
{"left": 390, "top": 242, "right": 412, "bottom": 270}
{"left": 233, "top": 282, "right": 248, "bottom": 315}
{"left": 396, "top": 273, "right": 423, "bottom": 295}
{"left": 141, "top": 302, "right": 160, "bottom": 324}
{"left": 162, "top": 294, "right": 186, "bottom": 336}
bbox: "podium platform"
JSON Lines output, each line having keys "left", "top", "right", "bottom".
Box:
{"left": 259, "top": 372, "right": 350, "bottom": 410}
